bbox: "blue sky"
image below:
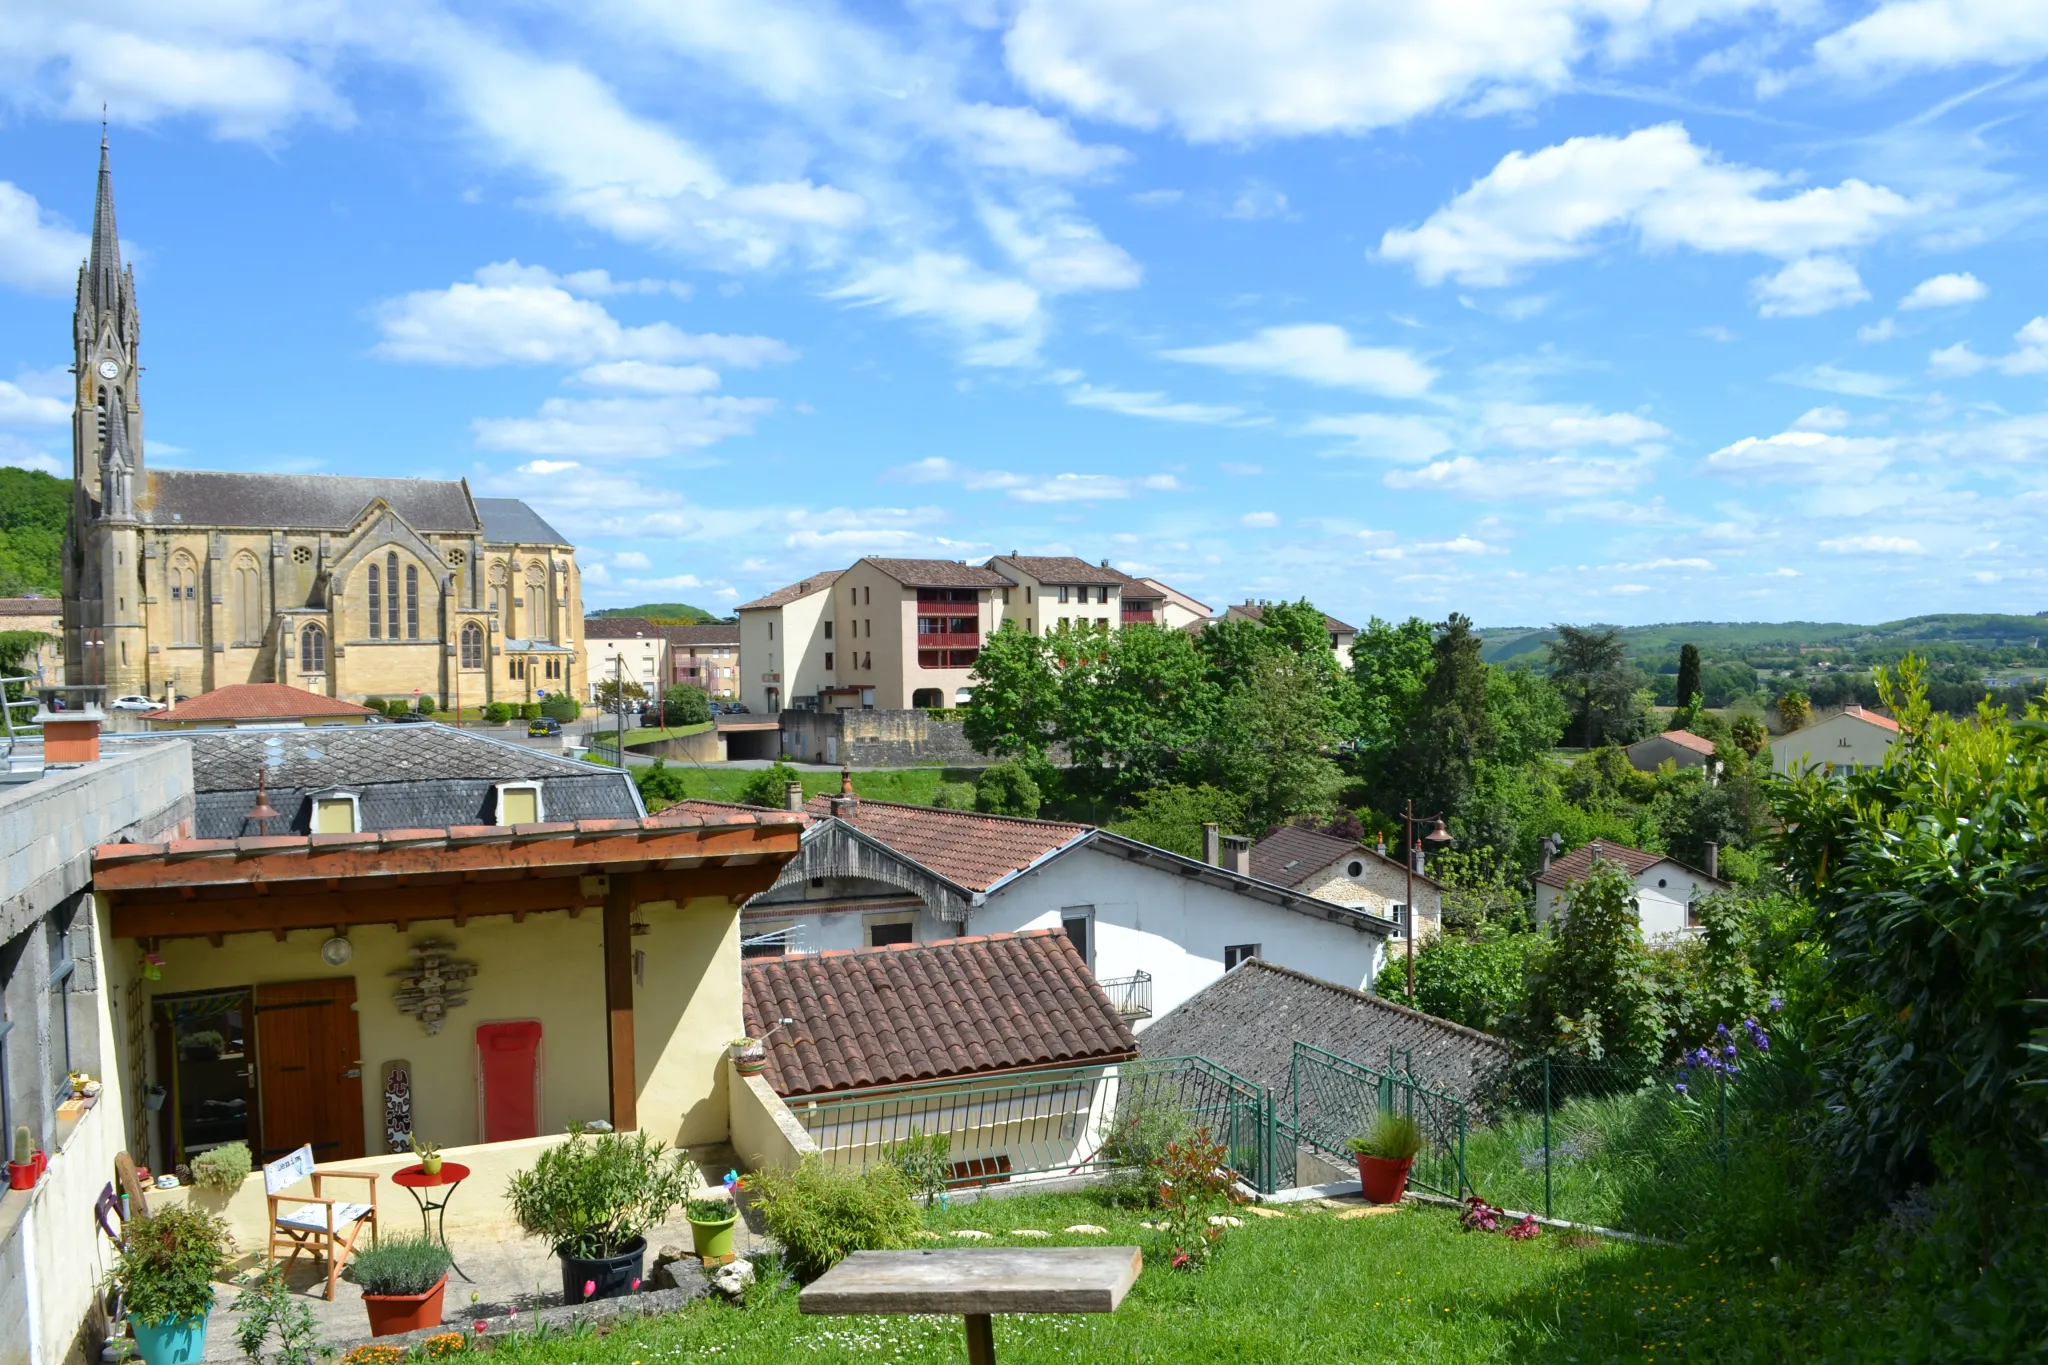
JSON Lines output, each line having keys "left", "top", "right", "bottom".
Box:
{"left": 3, "top": 2, "right": 2047, "bottom": 627}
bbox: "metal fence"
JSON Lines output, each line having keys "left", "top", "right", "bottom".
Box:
{"left": 1096, "top": 971, "right": 1153, "bottom": 1021}
{"left": 788, "top": 1054, "right": 1281, "bottom": 1193}
{"left": 1284, "top": 1042, "right": 1473, "bottom": 1199}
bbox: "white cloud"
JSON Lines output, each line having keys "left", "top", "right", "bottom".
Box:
{"left": 830, "top": 252, "right": 1044, "bottom": 368}
{"left": 1066, "top": 385, "right": 1246, "bottom": 424}
{"left": 1776, "top": 363, "right": 1907, "bottom": 399}
{"left": 981, "top": 200, "right": 1142, "bottom": 293}
{"left": 1380, "top": 124, "right": 1918, "bottom": 287}
{"left": 1240, "top": 511, "right": 1280, "bottom": 528}
{"left": 1383, "top": 452, "right": 1658, "bottom": 500}
{"left": 0, "top": 369, "right": 71, "bottom": 427}
{"left": 1818, "top": 534, "right": 1925, "bottom": 554}
{"left": 1814, "top": 1, "right": 2048, "bottom": 77}
{"left": 1611, "top": 557, "right": 1716, "bottom": 571}
{"left": 0, "top": 183, "right": 91, "bottom": 295}
{"left": 1857, "top": 317, "right": 1899, "bottom": 343}
{"left": 1751, "top": 257, "right": 1869, "bottom": 318}
{"left": 1791, "top": 405, "right": 1851, "bottom": 431}
{"left": 473, "top": 260, "right": 691, "bottom": 299}
{"left": 1899, "top": 272, "right": 1987, "bottom": 310}
{"left": 571, "top": 362, "right": 722, "bottom": 394}
{"left": 1929, "top": 316, "right": 2048, "bottom": 378}
{"left": 1482, "top": 408, "right": 1670, "bottom": 448}
{"left": 1706, "top": 429, "right": 1897, "bottom": 483}
{"left": 896, "top": 456, "right": 1184, "bottom": 503}
{"left": 374, "top": 263, "right": 795, "bottom": 369}
{"left": 1303, "top": 413, "right": 1455, "bottom": 462}
{"left": 1365, "top": 534, "right": 1506, "bottom": 561}
{"left": 1928, "top": 342, "right": 1989, "bottom": 377}
{"left": 472, "top": 394, "right": 774, "bottom": 458}
{"left": 949, "top": 103, "right": 1128, "bottom": 177}
{"left": 1164, "top": 325, "right": 1435, "bottom": 397}
{"left": 0, "top": 437, "right": 63, "bottom": 475}
{"left": 611, "top": 551, "right": 652, "bottom": 570}
{"left": 1003, "top": 0, "right": 1780, "bottom": 142}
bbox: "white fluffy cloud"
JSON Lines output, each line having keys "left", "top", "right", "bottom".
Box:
{"left": 570, "top": 362, "right": 722, "bottom": 394}
{"left": 0, "top": 183, "right": 91, "bottom": 295}
{"left": 1819, "top": 533, "right": 1925, "bottom": 554}
{"left": 1814, "top": 1, "right": 2048, "bottom": 77}
{"left": 1751, "top": 256, "right": 1870, "bottom": 318}
{"left": 1927, "top": 317, "right": 2048, "bottom": 378}
{"left": 1383, "top": 452, "right": 1658, "bottom": 500}
{"left": 0, "top": 369, "right": 71, "bottom": 427}
{"left": 981, "top": 200, "right": 1142, "bottom": 293}
{"left": 1900, "top": 272, "right": 1987, "bottom": 309}
{"left": 1164, "top": 325, "right": 1435, "bottom": 397}
{"left": 1303, "top": 413, "right": 1455, "bottom": 462}
{"left": 830, "top": 252, "right": 1045, "bottom": 368}
{"left": 472, "top": 394, "right": 774, "bottom": 459}
{"left": 1066, "top": 385, "right": 1246, "bottom": 424}
{"left": 897, "top": 456, "right": 1184, "bottom": 503}
{"left": 1380, "top": 124, "right": 1918, "bottom": 287}
{"left": 949, "top": 103, "right": 1128, "bottom": 177}
{"left": 1706, "top": 429, "right": 1897, "bottom": 482}
{"left": 1240, "top": 511, "right": 1280, "bottom": 528}
{"left": 1481, "top": 407, "right": 1670, "bottom": 448}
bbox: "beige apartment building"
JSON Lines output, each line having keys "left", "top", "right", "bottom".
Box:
{"left": 985, "top": 554, "right": 1127, "bottom": 634}
{"left": 736, "top": 570, "right": 842, "bottom": 715}
{"left": 585, "top": 619, "right": 744, "bottom": 705}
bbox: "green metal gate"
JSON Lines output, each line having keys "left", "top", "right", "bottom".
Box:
{"left": 1285, "top": 1041, "right": 1472, "bottom": 1198}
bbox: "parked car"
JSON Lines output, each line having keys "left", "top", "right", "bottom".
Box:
{"left": 110, "top": 694, "right": 159, "bottom": 711}
{"left": 391, "top": 711, "right": 432, "bottom": 724}
{"left": 728, "top": 703, "right": 749, "bottom": 714}
{"left": 528, "top": 716, "right": 562, "bottom": 737}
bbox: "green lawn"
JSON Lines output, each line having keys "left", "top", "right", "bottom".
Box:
{"left": 641, "top": 766, "right": 980, "bottom": 808}
{"left": 590, "top": 722, "right": 715, "bottom": 747}
{"left": 475, "top": 1193, "right": 1816, "bottom": 1365}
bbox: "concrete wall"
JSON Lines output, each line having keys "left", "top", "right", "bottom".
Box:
{"left": 778, "top": 709, "right": 984, "bottom": 767}
{"left": 728, "top": 1069, "right": 819, "bottom": 1174}
{"left": 629, "top": 728, "right": 724, "bottom": 763}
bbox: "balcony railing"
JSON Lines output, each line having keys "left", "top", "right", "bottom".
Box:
{"left": 1097, "top": 969, "right": 1152, "bottom": 1020}
{"left": 1119, "top": 608, "right": 1156, "bottom": 624}
{"left": 914, "top": 631, "right": 980, "bottom": 648}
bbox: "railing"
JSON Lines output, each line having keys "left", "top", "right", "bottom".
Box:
{"left": 1285, "top": 1041, "right": 1471, "bottom": 1199}
{"left": 914, "top": 631, "right": 980, "bottom": 647}
{"left": 1119, "top": 609, "right": 1156, "bottom": 624}
{"left": 741, "top": 924, "right": 804, "bottom": 957}
{"left": 786, "top": 1055, "right": 1280, "bottom": 1192}
{"left": 1096, "top": 970, "right": 1152, "bottom": 1020}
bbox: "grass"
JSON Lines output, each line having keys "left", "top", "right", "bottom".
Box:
{"left": 1465, "top": 1091, "right": 1692, "bottom": 1233}
{"left": 589, "top": 722, "right": 715, "bottom": 748}
{"left": 639, "top": 766, "right": 984, "bottom": 808}
{"left": 469, "top": 1191, "right": 1822, "bottom": 1365}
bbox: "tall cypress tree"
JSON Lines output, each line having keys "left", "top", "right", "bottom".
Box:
{"left": 1675, "top": 643, "right": 1702, "bottom": 711}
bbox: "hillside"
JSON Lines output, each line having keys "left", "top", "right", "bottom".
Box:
{"left": 0, "top": 467, "right": 69, "bottom": 597}
{"left": 1480, "top": 614, "right": 2048, "bottom": 664}
{"left": 589, "top": 601, "right": 720, "bottom": 624}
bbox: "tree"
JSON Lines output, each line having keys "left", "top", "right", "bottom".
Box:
{"left": 1776, "top": 690, "right": 1811, "bottom": 732}
{"left": 1507, "top": 860, "right": 1665, "bottom": 1080}
{"left": 1109, "top": 784, "right": 1247, "bottom": 859}
{"left": 595, "top": 676, "right": 648, "bottom": 715}
{"left": 1546, "top": 624, "right": 1650, "bottom": 747}
{"left": 1059, "top": 623, "right": 1217, "bottom": 804}
{"left": 1675, "top": 643, "right": 1702, "bottom": 711}
{"left": 1730, "top": 712, "right": 1767, "bottom": 756}
{"left": 0, "top": 467, "right": 68, "bottom": 597}
{"left": 1208, "top": 651, "right": 1346, "bottom": 830}
{"left": 964, "top": 624, "right": 1059, "bottom": 759}
{"left": 661, "top": 685, "right": 713, "bottom": 725}
{"left": 739, "top": 761, "right": 803, "bottom": 809}
{"left": 1482, "top": 666, "right": 1569, "bottom": 768}
{"left": 974, "top": 762, "right": 1042, "bottom": 817}
{"left": 1351, "top": 616, "right": 1436, "bottom": 759}
{"left": 1389, "top": 613, "right": 1495, "bottom": 824}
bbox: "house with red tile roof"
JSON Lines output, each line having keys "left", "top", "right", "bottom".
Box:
{"left": 1533, "top": 838, "right": 1729, "bottom": 941}
{"left": 141, "top": 681, "right": 376, "bottom": 729}
{"left": 1625, "top": 728, "right": 1721, "bottom": 773}
{"left": 1774, "top": 704, "right": 1901, "bottom": 778}
{"left": 1248, "top": 824, "right": 1444, "bottom": 945}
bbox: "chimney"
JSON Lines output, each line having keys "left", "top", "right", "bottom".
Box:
{"left": 1221, "top": 834, "right": 1251, "bottom": 876}
{"left": 784, "top": 781, "right": 804, "bottom": 812}
{"left": 829, "top": 762, "right": 858, "bottom": 818}
{"left": 1704, "top": 840, "right": 1719, "bottom": 880}
{"left": 1588, "top": 840, "right": 1605, "bottom": 865}
{"left": 1539, "top": 833, "right": 1560, "bottom": 873}
{"left": 37, "top": 701, "right": 102, "bottom": 765}
{"left": 1411, "top": 847, "right": 1426, "bottom": 877}
{"left": 840, "top": 762, "right": 854, "bottom": 796}
{"left": 1375, "top": 833, "right": 1387, "bottom": 857}
{"left": 1202, "top": 822, "right": 1221, "bottom": 866}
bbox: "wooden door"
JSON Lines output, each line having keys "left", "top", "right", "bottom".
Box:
{"left": 254, "top": 979, "right": 365, "bottom": 1161}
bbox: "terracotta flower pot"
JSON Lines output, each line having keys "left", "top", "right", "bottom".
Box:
{"left": 732, "top": 1054, "right": 764, "bottom": 1077}
{"left": 363, "top": 1274, "right": 448, "bottom": 1337}
{"left": 1357, "top": 1154, "right": 1414, "bottom": 1205}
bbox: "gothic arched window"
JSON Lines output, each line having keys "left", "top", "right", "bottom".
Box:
{"left": 489, "top": 560, "right": 510, "bottom": 632}
{"left": 404, "top": 563, "right": 420, "bottom": 640}
{"left": 460, "top": 621, "right": 484, "bottom": 670}
{"left": 300, "top": 623, "right": 326, "bottom": 675}
{"left": 525, "top": 562, "right": 551, "bottom": 643}
{"left": 367, "top": 563, "right": 383, "bottom": 638}
{"left": 168, "top": 554, "right": 199, "bottom": 644}
{"left": 385, "top": 553, "right": 401, "bottom": 640}
{"left": 231, "top": 553, "right": 262, "bottom": 644}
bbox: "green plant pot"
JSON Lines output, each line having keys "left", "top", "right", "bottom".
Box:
{"left": 689, "top": 1213, "right": 738, "bottom": 1264}
{"left": 420, "top": 1156, "right": 443, "bottom": 1177}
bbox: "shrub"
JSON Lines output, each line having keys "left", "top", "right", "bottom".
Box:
{"left": 634, "top": 758, "right": 690, "bottom": 811}
{"left": 748, "top": 1158, "right": 919, "bottom": 1283}
{"left": 540, "top": 694, "right": 580, "bottom": 721}
{"left": 111, "top": 1206, "right": 234, "bottom": 1325}
{"left": 414, "top": 693, "right": 436, "bottom": 715}
{"left": 1101, "top": 1091, "right": 1196, "bottom": 1206}
{"left": 482, "top": 702, "right": 514, "bottom": 724}
{"left": 1152, "top": 1127, "right": 1237, "bottom": 1270}
{"left": 349, "top": 1235, "right": 452, "bottom": 1297}
{"left": 662, "top": 685, "right": 712, "bottom": 726}
{"left": 1108, "top": 783, "right": 1247, "bottom": 859}
{"left": 1347, "top": 1113, "right": 1423, "bottom": 1161}
{"left": 1375, "top": 932, "right": 1531, "bottom": 1034}
{"left": 232, "top": 1260, "right": 319, "bottom": 1365}
{"left": 1507, "top": 860, "right": 1665, "bottom": 1084}
{"left": 189, "top": 1141, "right": 251, "bottom": 1193}
{"left": 974, "top": 761, "right": 1041, "bottom": 817}
{"left": 506, "top": 1128, "right": 699, "bottom": 1259}
{"left": 928, "top": 782, "right": 977, "bottom": 811}
{"left": 883, "top": 1129, "right": 953, "bottom": 1207}
{"left": 686, "top": 1196, "right": 736, "bottom": 1223}
{"left": 739, "top": 761, "right": 803, "bottom": 809}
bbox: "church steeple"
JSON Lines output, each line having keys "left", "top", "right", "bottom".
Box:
{"left": 74, "top": 130, "right": 142, "bottom": 504}
{"left": 88, "top": 132, "right": 126, "bottom": 317}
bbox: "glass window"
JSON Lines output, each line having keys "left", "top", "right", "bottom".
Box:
{"left": 461, "top": 622, "right": 484, "bottom": 670}
{"left": 300, "top": 624, "right": 325, "bottom": 674}
{"left": 868, "top": 921, "right": 914, "bottom": 947}
{"left": 385, "top": 553, "right": 401, "bottom": 639}
{"left": 367, "top": 565, "right": 381, "bottom": 638}
{"left": 1223, "top": 943, "right": 1261, "bottom": 971}
{"left": 1061, "top": 912, "right": 1091, "bottom": 969}
{"left": 405, "top": 565, "right": 420, "bottom": 639}
{"left": 313, "top": 796, "right": 357, "bottom": 833}
{"left": 47, "top": 913, "right": 75, "bottom": 1114}
{"left": 499, "top": 786, "right": 539, "bottom": 825}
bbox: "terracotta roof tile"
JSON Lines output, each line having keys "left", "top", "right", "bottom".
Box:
{"left": 803, "top": 796, "right": 1088, "bottom": 891}
{"left": 743, "top": 929, "right": 1138, "bottom": 1098}
{"left": 1650, "top": 730, "right": 1719, "bottom": 755}
{"left": 0, "top": 597, "right": 61, "bottom": 618}
{"left": 859, "top": 557, "right": 1010, "bottom": 589}
{"left": 1226, "top": 601, "right": 1358, "bottom": 635}
{"left": 736, "top": 570, "right": 844, "bottom": 611}
{"left": 1249, "top": 824, "right": 1440, "bottom": 890}
{"left": 1533, "top": 839, "right": 1726, "bottom": 891}
{"left": 1837, "top": 705, "right": 1901, "bottom": 732}
{"left": 145, "top": 683, "right": 374, "bottom": 722}
{"left": 987, "top": 555, "right": 1128, "bottom": 587}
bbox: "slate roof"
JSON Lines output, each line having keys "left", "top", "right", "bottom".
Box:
{"left": 1250, "top": 825, "right": 1441, "bottom": 891}
{"left": 987, "top": 555, "right": 1128, "bottom": 587}
{"left": 743, "top": 929, "right": 1138, "bottom": 1098}
{"left": 146, "top": 724, "right": 641, "bottom": 838}
{"left": 1226, "top": 602, "right": 1359, "bottom": 635}
{"left": 1533, "top": 839, "right": 1725, "bottom": 892}
{"left": 0, "top": 597, "right": 61, "bottom": 618}
{"left": 476, "top": 497, "right": 569, "bottom": 546}
{"left": 859, "top": 558, "right": 1009, "bottom": 589}
{"left": 737, "top": 570, "right": 843, "bottom": 611}
{"left": 141, "top": 471, "right": 480, "bottom": 532}
{"left": 801, "top": 796, "right": 1089, "bottom": 892}
{"left": 1138, "top": 958, "right": 1511, "bottom": 1104}
{"left": 143, "top": 683, "right": 372, "bottom": 722}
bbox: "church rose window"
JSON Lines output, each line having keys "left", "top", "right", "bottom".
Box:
{"left": 460, "top": 621, "right": 483, "bottom": 670}
{"left": 447, "top": 548, "right": 466, "bottom": 566}
{"left": 368, "top": 564, "right": 382, "bottom": 638}
{"left": 300, "top": 624, "right": 326, "bottom": 674}
{"left": 405, "top": 564, "right": 419, "bottom": 639}
{"left": 292, "top": 545, "right": 313, "bottom": 565}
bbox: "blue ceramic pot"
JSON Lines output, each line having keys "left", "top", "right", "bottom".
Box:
{"left": 131, "top": 1313, "right": 208, "bottom": 1365}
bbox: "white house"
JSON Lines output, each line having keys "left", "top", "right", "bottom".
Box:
{"left": 1248, "top": 824, "right": 1445, "bottom": 946}
{"left": 1775, "top": 704, "right": 1900, "bottom": 777}
{"left": 670, "top": 789, "right": 1396, "bottom": 1029}
{"left": 1626, "top": 729, "right": 1719, "bottom": 773}
{"left": 1533, "top": 839, "right": 1729, "bottom": 942}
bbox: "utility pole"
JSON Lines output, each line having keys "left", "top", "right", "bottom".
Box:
{"left": 615, "top": 652, "right": 626, "bottom": 760}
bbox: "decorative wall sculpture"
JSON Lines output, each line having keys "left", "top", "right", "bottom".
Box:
{"left": 390, "top": 938, "right": 478, "bottom": 1035}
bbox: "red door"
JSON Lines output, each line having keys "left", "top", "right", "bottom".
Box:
{"left": 476, "top": 1021, "right": 543, "bottom": 1143}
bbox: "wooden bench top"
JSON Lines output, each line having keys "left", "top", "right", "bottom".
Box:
{"left": 799, "top": 1246, "right": 1143, "bottom": 1317}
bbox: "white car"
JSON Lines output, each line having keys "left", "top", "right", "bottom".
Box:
{"left": 110, "top": 695, "right": 161, "bottom": 711}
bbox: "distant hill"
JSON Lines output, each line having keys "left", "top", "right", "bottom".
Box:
{"left": 590, "top": 602, "right": 720, "bottom": 625}
{"left": 0, "top": 467, "right": 69, "bottom": 597}
{"left": 1479, "top": 614, "right": 2048, "bottom": 665}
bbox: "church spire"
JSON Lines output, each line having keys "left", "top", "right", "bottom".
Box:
{"left": 88, "top": 130, "right": 125, "bottom": 316}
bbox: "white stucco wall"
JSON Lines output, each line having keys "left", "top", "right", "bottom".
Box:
{"left": 1774, "top": 711, "right": 1898, "bottom": 776}
{"left": 1534, "top": 860, "right": 1720, "bottom": 941}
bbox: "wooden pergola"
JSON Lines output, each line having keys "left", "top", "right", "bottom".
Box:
{"left": 93, "top": 811, "right": 804, "bottom": 1132}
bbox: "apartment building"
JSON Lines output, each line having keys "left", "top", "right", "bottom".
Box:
{"left": 984, "top": 554, "right": 1127, "bottom": 634}
{"left": 583, "top": 616, "right": 669, "bottom": 702}
{"left": 1138, "top": 577, "right": 1213, "bottom": 631}
{"left": 736, "top": 571, "right": 841, "bottom": 715}
{"left": 837, "top": 557, "right": 1008, "bottom": 709}
{"left": 666, "top": 623, "right": 741, "bottom": 699}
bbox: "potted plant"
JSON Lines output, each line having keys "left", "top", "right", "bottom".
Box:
{"left": 108, "top": 1206, "right": 234, "bottom": 1365}
{"left": 507, "top": 1128, "right": 698, "bottom": 1304}
{"left": 408, "top": 1134, "right": 444, "bottom": 1177}
{"left": 9, "top": 1125, "right": 35, "bottom": 1191}
{"left": 1346, "top": 1112, "right": 1423, "bottom": 1205}
{"left": 729, "top": 1038, "right": 764, "bottom": 1077}
{"left": 350, "top": 1236, "right": 453, "bottom": 1336}
{"left": 686, "top": 1194, "right": 739, "bottom": 1265}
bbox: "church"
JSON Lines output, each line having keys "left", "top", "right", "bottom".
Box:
{"left": 62, "top": 139, "right": 586, "bottom": 708}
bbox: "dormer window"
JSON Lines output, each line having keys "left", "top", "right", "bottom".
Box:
{"left": 496, "top": 783, "right": 543, "bottom": 826}
{"left": 311, "top": 790, "right": 361, "bottom": 834}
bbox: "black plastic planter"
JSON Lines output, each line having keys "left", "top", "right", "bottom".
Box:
{"left": 558, "top": 1237, "right": 647, "bottom": 1304}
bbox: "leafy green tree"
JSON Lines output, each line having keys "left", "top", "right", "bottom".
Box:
{"left": 1208, "top": 651, "right": 1345, "bottom": 829}
{"left": 1730, "top": 712, "right": 1767, "bottom": 756}
{"left": 1059, "top": 623, "right": 1217, "bottom": 803}
{"left": 595, "top": 675, "right": 648, "bottom": 714}
{"left": 974, "top": 761, "right": 1042, "bottom": 817}
{"left": 1109, "top": 783, "right": 1248, "bottom": 858}
{"left": 1675, "top": 642, "right": 1702, "bottom": 711}
{"left": 1776, "top": 690, "right": 1811, "bottom": 732}
{"left": 1386, "top": 613, "right": 1494, "bottom": 824}
{"left": 964, "top": 623, "right": 1060, "bottom": 759}
{"left": 661, "top": 685, "right": 713, "bottom": 725}
{"left": 739, "top": 761, "right": 803, "bottom": 808}
{"left": 1351, "top": 616, "right": 1435, "bottom": 759}
{"left": 1375, "top": 934, "right": 1532, "bottom": 1034}
{"left": 1508, "top": 860, "right": 1665, "bottom": 1079}
{"left": 1546, "top": 624, "right": 1651, "bottom": 747}
{"left": 634, "top": 758, "right": 690, "bottom": 811}
{"left": 0, "top": 468, "right": 68, "bottom": 597}
{"left": 1482, "top": 665, "right": 1569, "bottom": 767}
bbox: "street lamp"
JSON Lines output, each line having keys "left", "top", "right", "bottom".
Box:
{"left": 1402, "top": 800, "right": 1454, "bottom": 1004}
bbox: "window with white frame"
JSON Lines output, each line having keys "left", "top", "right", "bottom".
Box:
{"left": 312, "top": 791, "right": 361, "bottom": 833}
{"left": 1223, "top": 943, "right": 1261, "bottom": 970}
{"left": 496, "top": 783, "right": 543, "bottom": 825}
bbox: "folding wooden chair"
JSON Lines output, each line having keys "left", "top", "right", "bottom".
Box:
{"left": 264, "top": 1145, "right": 379, "bottom": 1299}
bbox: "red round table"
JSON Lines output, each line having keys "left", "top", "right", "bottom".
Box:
{"left": 392, "top": 1162, "right": 473, "bottom": 1281}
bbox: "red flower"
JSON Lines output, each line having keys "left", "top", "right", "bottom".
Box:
{"left": 472, "top": 1322, "right": 488, "bottom": 1335}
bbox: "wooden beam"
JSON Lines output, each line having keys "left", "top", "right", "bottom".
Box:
{"left": 108, "top": 865, "right": 778, "bottom": 941}
{"left": 604, "top": 872, "right": 637, "bottom": 1133}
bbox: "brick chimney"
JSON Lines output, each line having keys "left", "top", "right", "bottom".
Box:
{"left": 1221, "top": 834, "right": 1251, "bottom": 876}
{"left": 829, "top": 762, "right": 858, "bottom": 818}
{"left": 1539, "top": 833, "right": 1559, "bottom": 873}
{"left": 784, "top": 781, "right": 804, "bottom": 812}
{"left": 37, "top": 703, "right": 102, "bottom": 764}
{"left": 1202, "top": 822, "right": 1221, "bottom": 867}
